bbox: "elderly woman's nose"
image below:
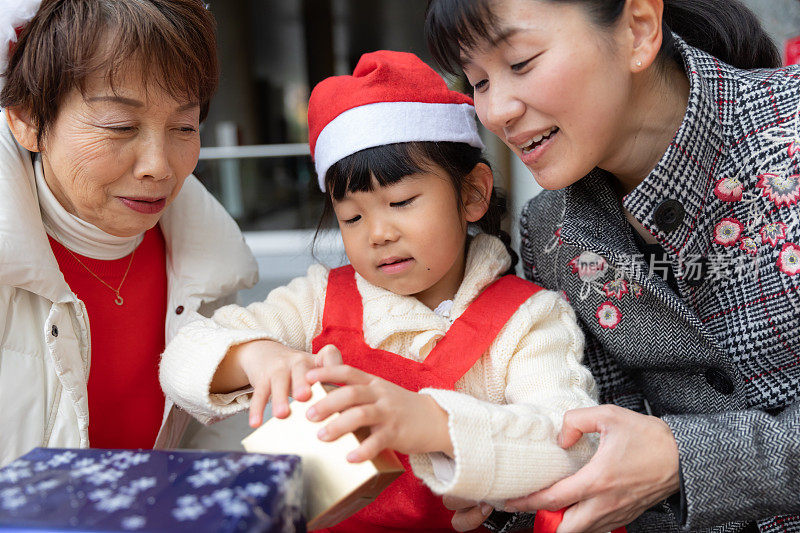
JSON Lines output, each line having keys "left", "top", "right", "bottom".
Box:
{"left": 484, "top": 85, "right": 525, "bottom": 130}
{"left": 135, "top": 136, "right": 172, "bottom": 181}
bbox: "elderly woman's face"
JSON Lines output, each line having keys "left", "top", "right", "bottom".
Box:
{"left": 39, "top": 67, "right": 201, "bottom": 237}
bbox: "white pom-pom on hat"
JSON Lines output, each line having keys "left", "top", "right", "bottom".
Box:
{"left": 0, "top": 0, "right": 43, "bottom": 89}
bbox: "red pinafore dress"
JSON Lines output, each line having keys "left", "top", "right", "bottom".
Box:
{"left": 310, "top": 265, "right": 586, "bottom": 533}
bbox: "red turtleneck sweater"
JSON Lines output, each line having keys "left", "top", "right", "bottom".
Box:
{"left": 49, "top": 226, "right": 168, "bottom": 449}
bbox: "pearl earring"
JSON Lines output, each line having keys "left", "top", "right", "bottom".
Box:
{"left": 636, "top": 60, "right": 642, "bottom": 67}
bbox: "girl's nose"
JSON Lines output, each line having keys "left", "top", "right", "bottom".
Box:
{"left": 484, "top": 85, "right": 525, "bottom": 130}
{"left": 369, "top": 217, "right": 400, "bottom": 245}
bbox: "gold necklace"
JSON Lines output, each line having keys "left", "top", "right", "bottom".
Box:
{"left": 64, "top": 248, "right": 136, "bottom": 306}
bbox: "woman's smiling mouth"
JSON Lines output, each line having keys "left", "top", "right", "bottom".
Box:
{"left": 515, "top": 127, "right": 559, "bottom": 165}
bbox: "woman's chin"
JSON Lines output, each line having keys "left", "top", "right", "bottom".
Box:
{"left": 97, "top": 216, "right": 160, "bottom": 238}
{"left": 529, "top": 169, "right": 578, "bottom": 191}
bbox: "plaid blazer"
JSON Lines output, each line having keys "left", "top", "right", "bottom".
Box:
{"left": 506, "top": 39, "right": 800, "bottom": 533}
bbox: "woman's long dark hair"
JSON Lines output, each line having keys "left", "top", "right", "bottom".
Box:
{"left": 425, "top": 0, "right": 781, "bottom": 75}
{"left": 314, "top": 141, "right": 518, "bottom": 275}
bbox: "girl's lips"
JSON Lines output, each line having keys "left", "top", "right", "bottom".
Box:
{"left": 119, "top": 197, "right": 167, "bottom": 214}
{"left": 378, "top": 258, "right": 414, "bottom": 275}
{"left": 519, "top": 128, "right": 558, "bottom": 166}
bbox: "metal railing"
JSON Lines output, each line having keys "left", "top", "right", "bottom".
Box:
{"left": 198, "top": 143, "right": 310, "bottom": 160}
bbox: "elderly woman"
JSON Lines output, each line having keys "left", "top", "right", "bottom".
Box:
{"left": 0, "top": 0, "right": 257, "bottom": 466}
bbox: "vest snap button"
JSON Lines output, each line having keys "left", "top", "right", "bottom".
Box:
{"left": 175, "top": 306, "right": 184, "bottom": 315}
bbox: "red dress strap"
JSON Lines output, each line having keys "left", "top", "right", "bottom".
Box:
{"left": 319, "top": 265, "right": 363, "bottom": 332}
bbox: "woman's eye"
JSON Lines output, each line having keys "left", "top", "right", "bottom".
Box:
{"left": 511, "top": 58, "right": 532, "bottom": 72}
{"left": 390, "top": 196, "right": 416, "bottom": 207}
{"left": 472, "top": 79, "right": 488, "bottom": 92}
{"left": 512, "top": 53, "right": 541, "bottom": 72}
{"left": 342, "top": 215, "right": 361, "bottom": 224}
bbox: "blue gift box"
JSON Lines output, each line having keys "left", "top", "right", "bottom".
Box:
{"left": 0, "top": 448, "right": 305, "bottom": 533}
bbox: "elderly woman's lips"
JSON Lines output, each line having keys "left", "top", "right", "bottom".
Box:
{"left": 119, "top": 197, "right": 167, "bottom": 214}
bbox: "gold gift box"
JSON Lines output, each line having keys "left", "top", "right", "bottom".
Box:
{"left": 241, "top": 382, "right": 404, "bottom": 530}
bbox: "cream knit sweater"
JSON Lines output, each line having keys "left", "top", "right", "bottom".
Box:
{"left": 159, "top": 234, "right": 598, "bottom": 501}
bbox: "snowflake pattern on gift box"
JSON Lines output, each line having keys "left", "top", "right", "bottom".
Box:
{"left": 0, "top": 449, "right": 303, "bottom": 532}
{"left": 121, "top": 515, "right": 147, "bottom": 530}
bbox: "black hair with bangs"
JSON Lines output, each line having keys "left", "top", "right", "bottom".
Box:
{"left": 425, "top": 0, "right": 780, "bottom": 75}
{"left": 315, "top": 141, "right": 519, "bottom": 275}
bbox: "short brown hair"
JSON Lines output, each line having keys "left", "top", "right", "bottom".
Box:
{"left": 0, "top": 0, "right": 218, "bottom": 146}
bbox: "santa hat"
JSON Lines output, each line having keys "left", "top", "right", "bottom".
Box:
{"left": 308, "top": 50, "right": 484, "bottom": 191}
{"left": 0, "top": 0, "right": 42, "bottom": 91}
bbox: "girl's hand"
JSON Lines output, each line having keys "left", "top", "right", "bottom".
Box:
{"left": 504, "top": 405, "right": 680, "bottom": 533}
{"left": 305, "top": 364, "right": 452, "bottom": 461}
{"left": 215, "top": 341, "right": 343, "bottom": 427}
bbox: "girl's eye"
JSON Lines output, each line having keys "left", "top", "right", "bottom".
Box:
{"left": 342, "top": 215, "right": 361, "bottom": 224}
{"left": 390, "top": 196, "right": 417, "bottom": 208}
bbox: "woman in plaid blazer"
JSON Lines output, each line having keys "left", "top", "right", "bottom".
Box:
{"left": 425, "top": 0, "right": 800, "bottom": 531}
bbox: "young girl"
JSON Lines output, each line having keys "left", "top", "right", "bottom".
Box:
{"left": 159, "top": 50, "right": 598, "bottom": 532}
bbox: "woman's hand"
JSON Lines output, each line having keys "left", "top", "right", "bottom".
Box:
{"left": 305, "top": 364, "right": 452, "bottom": 461}
{"left": 212, "top": 341, "right": 343, "bottom": 427}
{"left": 443, "top": 496, "right": 494, "bottom": 532}
{"left": 504, "top": 405, "right": 680, "bottom": 533}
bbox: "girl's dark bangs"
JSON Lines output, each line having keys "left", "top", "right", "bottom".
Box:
{"left": 425, "top": 0, "right": 498, "bottom": 75}
{"left": 326, "top": 143, "right": 429, "bottom": 201}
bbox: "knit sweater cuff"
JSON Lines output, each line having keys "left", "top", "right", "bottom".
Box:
{"left": 159, "top": 318, "right": 280, "bottom": 425}
{"left": 411, "top": 388, "right": 597, "bottom": 502}
{"left": 410, "top": 388, "right": 495, "bottom": 500}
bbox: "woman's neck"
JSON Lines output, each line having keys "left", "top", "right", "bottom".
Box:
{"left": 35, "top": 157, "right": 144, "bottom": 260}
{"left": 603, "top": 61, "right": 690, "bottom": 196}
